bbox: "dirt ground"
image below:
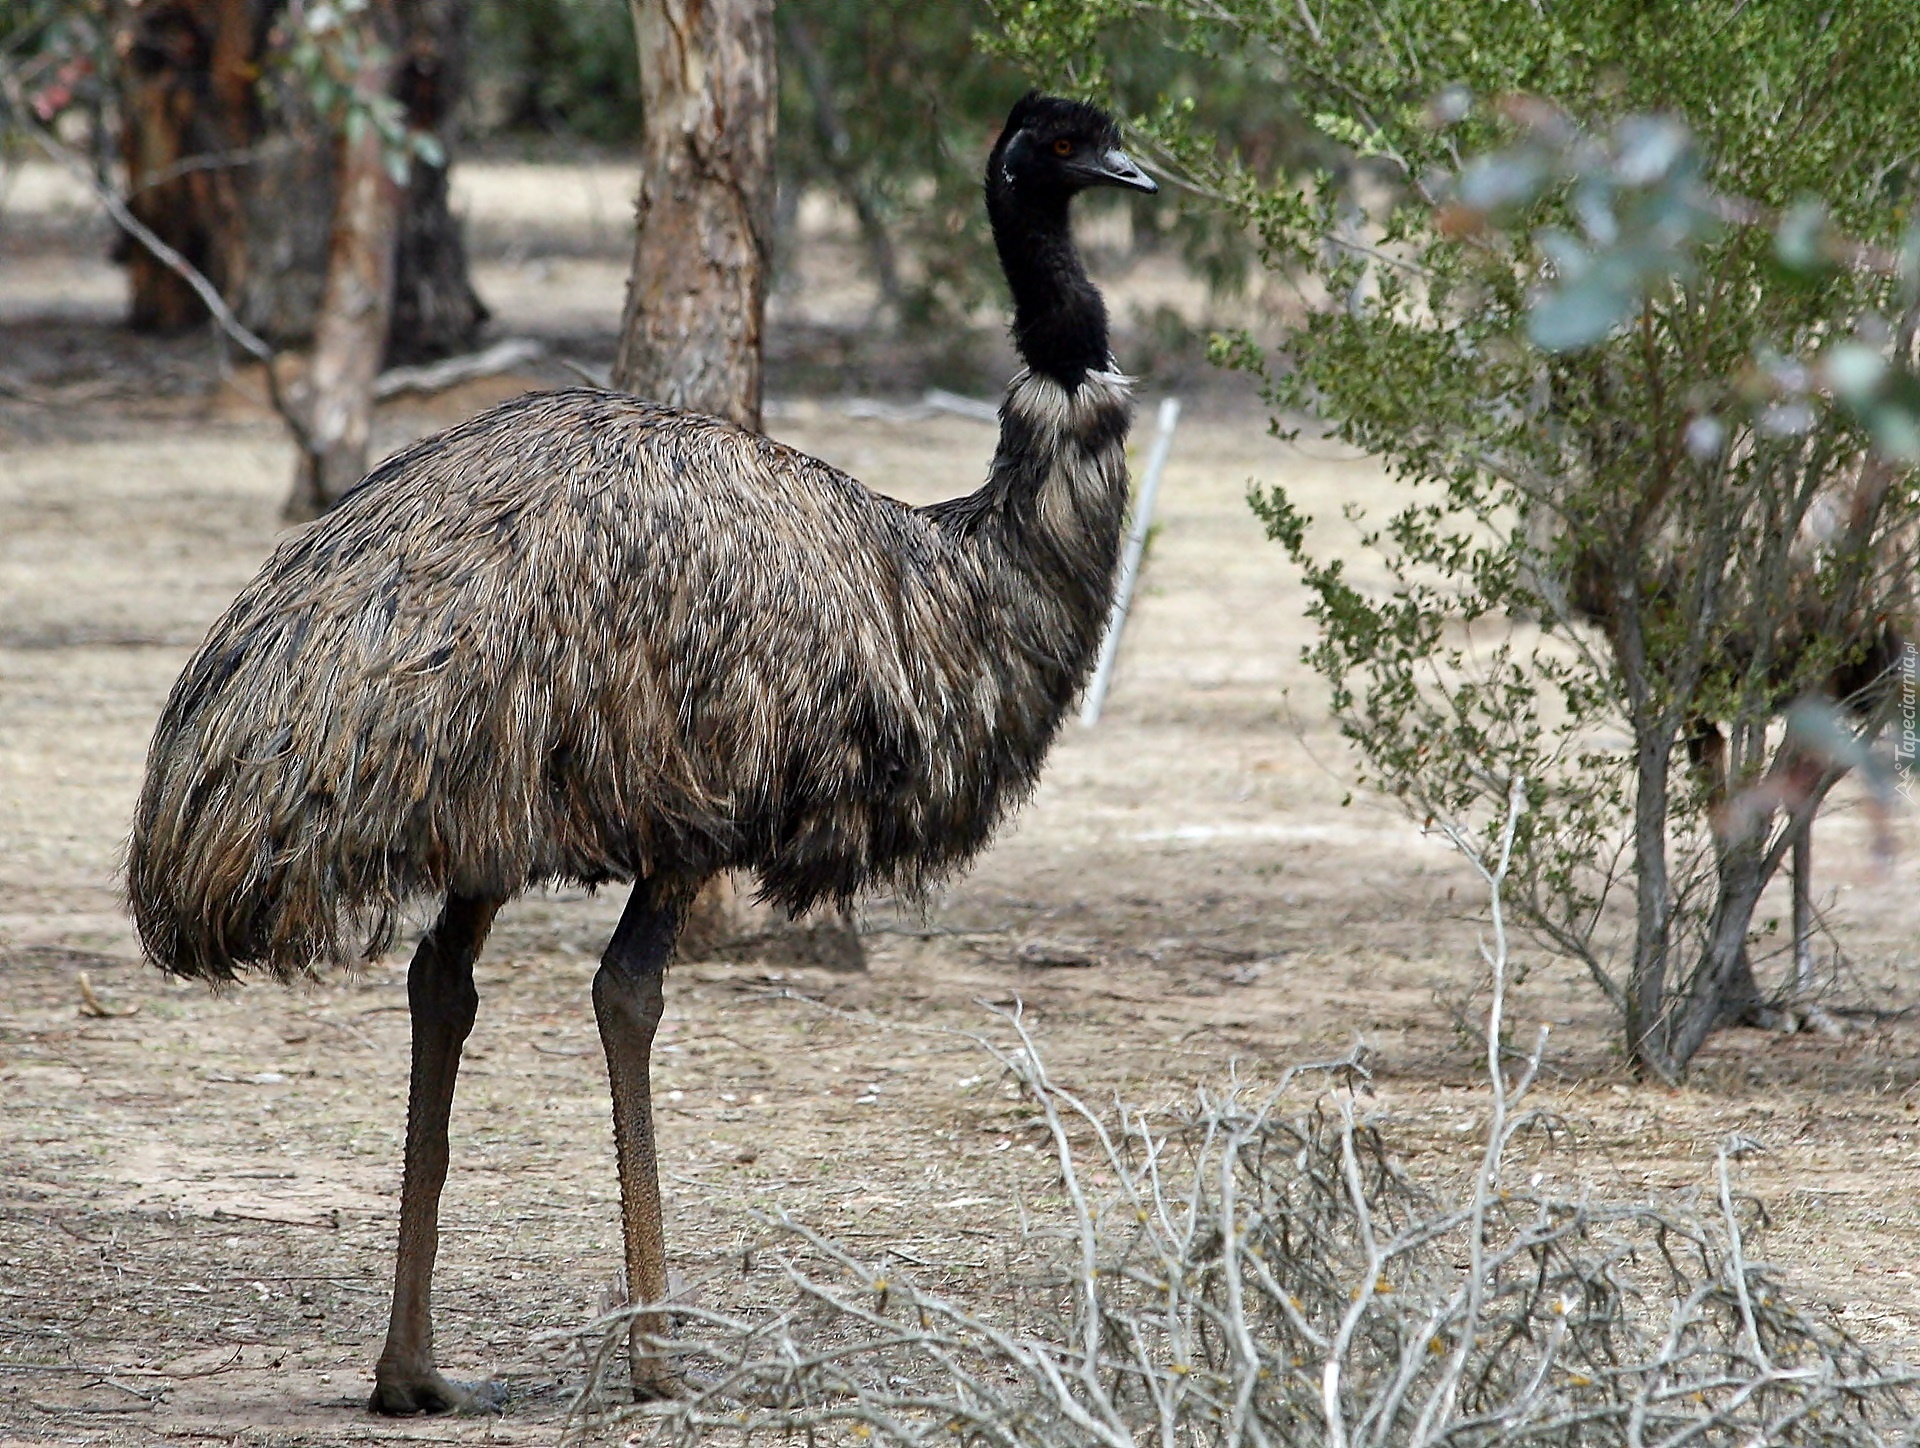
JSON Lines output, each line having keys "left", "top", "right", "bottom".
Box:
{"left": 3, "top": 160, "right": 1920, "bottom": 1446}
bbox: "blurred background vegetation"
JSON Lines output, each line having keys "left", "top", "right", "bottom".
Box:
{"left": 467, "top": 0, "right": 1301, "bottom": 325}
{"left": 1, "top": 0, "right": 1300, "bottom": 335}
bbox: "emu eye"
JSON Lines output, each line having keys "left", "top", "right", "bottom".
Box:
{"left": 1052, "top": 138, "right": 1073, "bottom": 156}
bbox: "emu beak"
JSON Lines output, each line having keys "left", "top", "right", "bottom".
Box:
{"left": 1084, "top": 148, "right": 1158, "bottom": 195}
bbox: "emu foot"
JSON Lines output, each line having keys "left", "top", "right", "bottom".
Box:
{"left": 621, "top": 1336, "right": 684, "bottom": 1403}
{"left": 368, "top": 1369, "right": 506, "bottom": 1416}
{"left": 628, "top": 1364, "right": 682, "bottom": 1403}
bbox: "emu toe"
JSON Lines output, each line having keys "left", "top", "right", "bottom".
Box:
{"left": 367, "top": 1370, "right": 506, "bottom": 1416}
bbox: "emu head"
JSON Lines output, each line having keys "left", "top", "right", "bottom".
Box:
{"left": 988, "top": 93, "right": 1158, "bottom": 213}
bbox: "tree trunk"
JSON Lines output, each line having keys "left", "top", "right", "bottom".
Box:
{"left": 1625, "top": 751, "right": 1680, "bottom": 1081}
{"left": 117, "top": 0, "right": 255, "bottom": 332}
{"left": 1670, "top": 846, "right": 1773, "bottom": 1068}
{"left": 612, "top": 0, "right": 775, "bottom": 424}
{"left": 387, "top": 0, "right": 487, "bottom": 364}
{"left": 612, "top": 0, "right": 859, "bottom": 968}
{"left": 116, "top": 0, "right": 481, "bottom": 361}
{"left": 223, "top": 61, "right": 335, "bottom": 345}
{"left": 283, "top": 4, "right": 405, "bottom": 523}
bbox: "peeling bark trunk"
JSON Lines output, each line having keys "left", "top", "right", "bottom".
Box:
{"left": 117, "top": 0, "right": 256, "bottom": 332}
{"left": 388, "top": 144, "right": 486, "bottom": 363}
{"left": 612, "top": 0, "right": 775, "bottom": 425}
{"left": 221, "top": 70, "right": 334, "bottom": 345}
{"left": 282, "top": 6, "right": 405, "bottom": 523}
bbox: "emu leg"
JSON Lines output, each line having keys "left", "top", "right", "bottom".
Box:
{"left": 369, "top": 892, "right": 505, "bottom": 1416}
{"left": 592, "top": 886, "right": 686, "bottom": 1400}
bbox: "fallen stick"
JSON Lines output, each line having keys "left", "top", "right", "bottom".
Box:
{"left": 374, "top": 338, "right": 547, "bottom": 399}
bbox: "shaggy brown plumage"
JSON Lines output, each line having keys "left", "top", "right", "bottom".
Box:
{"left": 128, "top": 93, "right": 1161, "bottom": 986}
{"left": 130, "top": 371, "right": 1134, "bottom": 978}
{"left": 128, "top": 92, "right": 1160, "bottom": 1415}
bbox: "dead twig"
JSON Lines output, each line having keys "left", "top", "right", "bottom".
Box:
{"left": 0, "top": 1347, "right": 243, "bottom": 1380}
{"left": 373, "top": 338, "right": 546, "bottom": 399}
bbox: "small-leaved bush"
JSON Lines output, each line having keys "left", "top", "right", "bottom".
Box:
{"left": 989, "top": 0, "right": 1920, "bottom": 1079}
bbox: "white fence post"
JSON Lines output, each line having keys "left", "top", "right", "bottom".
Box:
{"left": 1081, "top": 396, "right": 1181, "bottom": 727}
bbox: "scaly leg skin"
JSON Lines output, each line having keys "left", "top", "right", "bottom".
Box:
{"left": 593, "top": 883, "right": 688, "bottom": 1401}
{"left": 368, "top": 893, "right": 508, "bottom": 1416}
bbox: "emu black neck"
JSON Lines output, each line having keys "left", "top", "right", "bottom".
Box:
{"left": 988, "top": 191, "right": 1111, "bottom": 391}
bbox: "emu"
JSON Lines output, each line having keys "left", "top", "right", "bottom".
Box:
{"left": 128, "top": 94, "right": 1156, "bottom": 1413}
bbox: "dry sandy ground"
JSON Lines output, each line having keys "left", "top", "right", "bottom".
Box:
{"left": 3, "top": 161, "right": 1920, "bottom": 1445}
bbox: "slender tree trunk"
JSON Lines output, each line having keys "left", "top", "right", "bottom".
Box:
{"left": 1790, "top": 820, "right": 1815, "bottom": 994}
{"left": 1671, "top": 847, "right": 1771, "bottom": 1068}
{"left": 612, "top": 0, "right": 775, "bottom": 425}
{"left": 1625, "top": 730, "right": 1679, "bottom": 1082}
{"left": 1629, "top": 718, "right": 1820, "bottom": 1076}
{"left": 283, "top": 3, "right": 405, "bottom": 522}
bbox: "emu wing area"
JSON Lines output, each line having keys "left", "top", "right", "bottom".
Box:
{"left": 129, "top": 390, "right": 970, "bottom": 979}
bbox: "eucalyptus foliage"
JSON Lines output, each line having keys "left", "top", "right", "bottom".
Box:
{"left": 990, "top": 0, "right": 1920, "bottom": 1078}
{"left": 286, "top": 0, "right": 444, "bottom": 183}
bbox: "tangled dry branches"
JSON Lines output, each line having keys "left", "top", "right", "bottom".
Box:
{"left": 579, "top": 786, "right": 1918, "bottom": 1446}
